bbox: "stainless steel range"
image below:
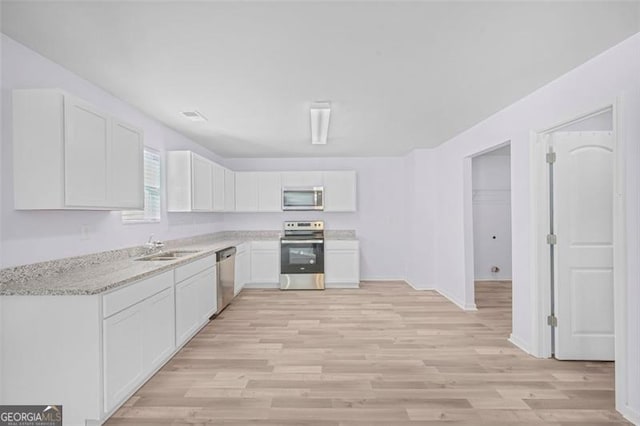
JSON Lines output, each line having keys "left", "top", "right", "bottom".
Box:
{"left": 280, "top": 221, "right": 325, "bottom": 290}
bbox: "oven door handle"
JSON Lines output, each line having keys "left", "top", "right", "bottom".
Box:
{"left": 281, "top": 239, "right": 324, "bottom": 244}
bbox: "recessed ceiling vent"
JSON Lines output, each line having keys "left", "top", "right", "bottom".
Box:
{"left": 181, "top": 110, "right": 207, "bottom": 122}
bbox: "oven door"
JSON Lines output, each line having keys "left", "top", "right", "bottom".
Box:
{"left": 280, "top": 239, "right": 324, "bottom": 274}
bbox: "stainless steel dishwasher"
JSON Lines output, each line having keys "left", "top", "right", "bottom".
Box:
{"left": 214, "top": 246, "right": 236, "bottom": 316}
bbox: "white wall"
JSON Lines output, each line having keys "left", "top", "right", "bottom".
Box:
{"left": 0, "top": 35, "right": 226, "bottom": 268}
{"left": 405, "top": 149, "right": 437, "bottom": 289}
{"left": 223, "top": 156, "right": 409, "bottom": 280}
{"left": 408, "top": 33, "right": 640, "bottom": 422}
{"left": 472, "top": 151, "right": 512, "bottom": 280}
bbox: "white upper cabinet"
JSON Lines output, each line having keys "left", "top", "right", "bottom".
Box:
{"left": 168, "top": 151, "right": 229, "bottom": 212}
{"left": 323, "top": 171, "right": 357, "bottom": 212}
{"left": 191, "top": 154, "right": 213, "bottom": 211}
{"left": 64, "top": 96, "right": 110, "bottom": 207}
{"left": 258, "top": 172, "right": 282, "bottom": 212}
{"left": 235, "top": 172, "right": 281, "bottom": 212}
{"left": 109, "top": 119, "right": 144, "bottom": 208}
{"left": 13, "top": 89, "right": 143, "bottom": 210}
{"left": 281, "top": 171, "right": 323, "bottom": 187}
{"left": 212, "top": 162, "right": 226, "bottom": 212}
{"left": 224, "top": 168, "right": 236, "bottom": 212}
{"left": 234, "top": 172, "right": 259, "bottom": 212}
{"left": 167, "top": 151, "right": 232, "bottom": 213}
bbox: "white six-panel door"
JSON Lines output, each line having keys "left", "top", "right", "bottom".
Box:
{"left": 552, "top": 131, "right": 614, "bottom": 360}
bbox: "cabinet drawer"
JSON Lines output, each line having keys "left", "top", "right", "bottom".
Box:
{"left": 174, "top": 254, "right": 215, "bottom": 283}
{"left": 103, "top": 271, "right": 173, "bottom": 319}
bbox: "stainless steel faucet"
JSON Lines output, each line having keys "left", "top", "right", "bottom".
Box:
{"left": 145, "top": 234, "right": 165, "bottom": 250}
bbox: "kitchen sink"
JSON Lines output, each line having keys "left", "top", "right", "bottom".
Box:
{"left": 136, "top": 250, "right": 201, "bottom": 261}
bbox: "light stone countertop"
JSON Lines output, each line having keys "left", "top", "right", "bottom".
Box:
{"left": 0, "top": 230, "right": 356, "bottom": 296}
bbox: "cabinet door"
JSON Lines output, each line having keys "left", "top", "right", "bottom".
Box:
{"left": 258, "top": 172, "right": 282, "bottom": 212}
{"left": 325, "top": 250, "right": 360, "bottom": 284}
{"left": 176, "top": 268, "right": 215, "bottom": 347}
{"left": 325, "top": 241, "right": 360, "bottom": 285}
{"left": 323, "top": 171, "right": 357, "bottom": 212}
{"left": 224, "top": 168, "right": 236, "bottom": 212}
{"left": 109, "top": 119, "right": 144, "bottom": 209}
{"left": 103, "top": 303, "right": 144, "bottom": 413}
{"left": 281, "top": 171, "right": 323, "bottom": 187}
{"left": 191, "top": 154, "right": 213, "bottom": 211}
{"left": 235, "top": 172, "right": 259, "bottom": 211}
{"left": 64, "top": 96, "right": 109, "bottom": 207}
{"left": 199, "top": 268, "right": 217, "bottom": 322}
{"left": 250, "top": 243, "right": 279, "bottom": 283}
{"left": 212, "top": 162, "right": 226, "bottom": 212}
{"left": 175, "top": 275, "right": 201, "bottom": 347}
{"left": 142, "top": 287, "right": 175, "bottom": 372}
{"left": 234, "top": 246, "right": 249, "bottom": 295}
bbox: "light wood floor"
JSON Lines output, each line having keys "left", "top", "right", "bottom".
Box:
{"left": 106, "top": 281, "right": 629, "bottom": 425}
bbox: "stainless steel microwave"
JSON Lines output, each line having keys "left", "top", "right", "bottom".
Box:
{"left": 282, "top": 187, "right": 324, "bottom": 211}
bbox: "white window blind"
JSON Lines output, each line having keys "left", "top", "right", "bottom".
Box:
{"left": 122, "top": 149, "right": 161, "bottom": 224}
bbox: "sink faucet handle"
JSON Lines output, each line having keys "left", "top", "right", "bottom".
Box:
{"left": 145, "top": 234, "right": 164, "bottom": 249}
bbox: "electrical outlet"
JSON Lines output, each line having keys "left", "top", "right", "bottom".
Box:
{"left": 80, "top": 225, "right": 90, "bottom": 240}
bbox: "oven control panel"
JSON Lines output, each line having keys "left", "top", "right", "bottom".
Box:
{"left": 283, "top": 221, "right": 324, "bottom": 231}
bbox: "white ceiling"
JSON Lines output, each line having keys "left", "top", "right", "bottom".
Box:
{"left": 1, "top": 1, "right": 638, "bottom": 158}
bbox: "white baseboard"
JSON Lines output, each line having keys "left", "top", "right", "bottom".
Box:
{"left": 404, "top": 279, "right": 435, "bottom": 291}
{"left": 508, "top": 333, "right": 532, "bottom": 355}
{"left": 242, "top": 283, "right": 279, "bottom": 289}
{"left": 619, "top": 404, "right": 640, "bottom": 426}
{"left": 435, "top": 287, "right": 477, "bottom": 311}
{"left": 325, "top": 283, "right": 360, "bottom": 289}
{"left": 243, "top": 283, "right": 361, "bottom": 290}
{"left": 362, "top": 277, "right": 408, "bottom": 282}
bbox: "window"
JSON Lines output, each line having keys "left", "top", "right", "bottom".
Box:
{"left": 122, "top": 148, "right": 161, "bottom": 223}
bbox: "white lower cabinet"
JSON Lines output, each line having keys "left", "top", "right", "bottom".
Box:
{"left": 103, "top": 298, "right": 145, "bottom": 413}
{"left": 249, "top": 241, "right": 280, "bottom": 284}
{"left": 143, "top": 287, "right": 176, "bottom": 370}
{"left": 324, "top": 240, "right": 360, "bottom": 287}
{"left": 103, "top": 271, "right": 175, "bottom": 414}
{"left": 0, "top": 255, "right": 219, "bottom": 426}
{"left": 175, "top": 256, "right": 217, "bottom": 347}
{"left": 234, "top": 243, "right": 250, "bottom": 295}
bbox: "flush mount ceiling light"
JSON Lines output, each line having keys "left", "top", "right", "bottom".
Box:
{"left": 310, "top": 101, "right": 331, "bottom": 145}
{"left": 181, "top": 110, "right": 207, "bottom": 122}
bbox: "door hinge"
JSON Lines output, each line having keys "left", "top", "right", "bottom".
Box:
{"left": 546, "top": 234, "right": 557, "bottom": 245}
{"left": 546, "top": 152, "right": 556, "bottom": 164}
{"left": 547, "top": 314, "right": 558, "bottom": 327}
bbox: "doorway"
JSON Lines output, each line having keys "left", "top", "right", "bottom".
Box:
{"left": 532, "top": 107, "right": 615, "bottom": 360}
{"left": 463, "top": 143, "right": 513, "bottom": 321}
{"left": 471, "top": 145, "right": 513, "bottom": 315}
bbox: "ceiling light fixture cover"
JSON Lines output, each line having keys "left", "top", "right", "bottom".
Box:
{"left": 310, "top": 101, "right": 331, "bottom": 145}
{"left": 181, "top": 110, "right": 207, "bottom": 122}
